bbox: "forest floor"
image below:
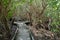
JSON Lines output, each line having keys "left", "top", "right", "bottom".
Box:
{"left": 10, "top": 17, "right": 60, "bottom": 40}
{"left": 1, "top": 17, "right": 60, "bottom": 40}
{"left": 29, "top": 26, "right": 60, "bottom": 40}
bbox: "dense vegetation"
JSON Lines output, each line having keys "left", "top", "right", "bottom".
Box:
{"left": 0, "top": 0, "right": 60, "bottom": 40}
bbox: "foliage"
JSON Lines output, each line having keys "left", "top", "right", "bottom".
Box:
{"left": 9, "top": 0, "right": 60, "bottom": 33}
{"left": 1, "top": 0, "right": 60, "bottom": 35}
{"left": 45, "top": 0, "right": 60, "bottom": 32}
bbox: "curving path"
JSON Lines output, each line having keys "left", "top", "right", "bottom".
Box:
{"left": 14, "top": 21, "right": 34, "bottom": 40}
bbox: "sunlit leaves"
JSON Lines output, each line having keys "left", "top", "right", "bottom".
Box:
{"left": 7, "top": 0, "right": 32, "bottom": 19}
{"left": 45, "top": 0, "right": 60, "bottom": 32}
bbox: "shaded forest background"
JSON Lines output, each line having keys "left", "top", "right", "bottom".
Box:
{"left": 0, "top": 0, "right": 60, "bottom": 40}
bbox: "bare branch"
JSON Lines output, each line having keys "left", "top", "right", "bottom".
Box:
{"left": 39, "top": 0, "right": 47, "bottom": 16}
